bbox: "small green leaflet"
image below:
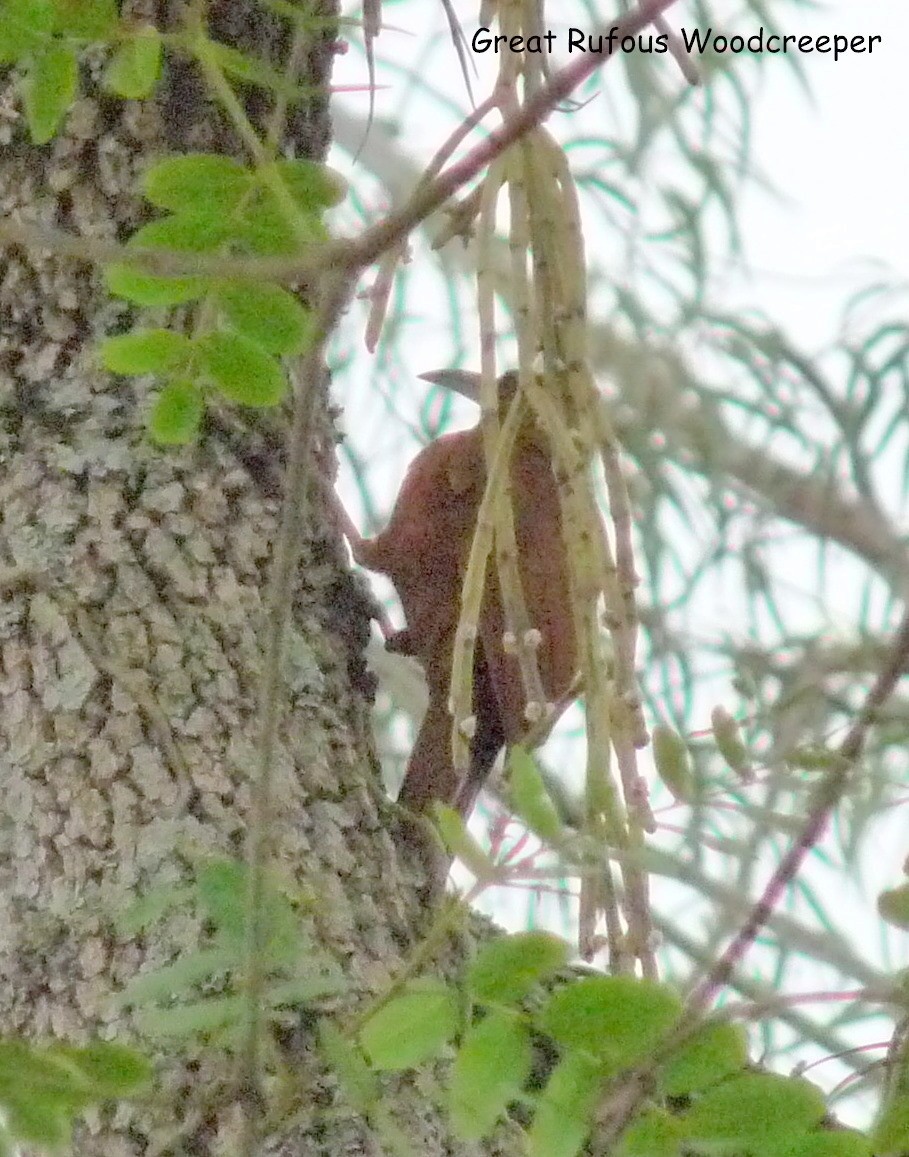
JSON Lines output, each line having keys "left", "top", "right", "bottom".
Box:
{"left": 0, "top": 0, "right": 53, "bottom": 64}
{"left": 142, "top": 155, "right": 252, "bottom": 217}
{"left": 104, "top": 26, "right": 161, "bottom": 99}
{"left": 100, "top": 329, "right": 192, "bottom": 374}
{"left": 214, "top": 282, "right": 313, "bottom": 355}
{"left": 359, "top": 980, "right": 458, "bottom": 1071}
{"left": 24, "top": 39, "right": 77, "bottom": 143}
{"left": 149, "top": 379, "right": 203, "bottom": 445}
{"left": 52, "top": 0, "right": 118, "bottom": 40}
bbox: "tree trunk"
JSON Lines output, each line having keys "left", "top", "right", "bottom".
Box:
{"left": 0, "top": 2, "right": 501, "bottom": 1152}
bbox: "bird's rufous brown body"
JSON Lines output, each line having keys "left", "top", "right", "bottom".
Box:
{"left": 349, "top": 371, "right": 577, "bottom": 820}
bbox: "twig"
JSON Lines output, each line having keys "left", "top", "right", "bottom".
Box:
{"left": 239, "top": 271, "right": 354, "bottom": 1151}
{"left": 655, "top": 15, "right": 700, "bottom": 85}
{"left": 0, "top": 1, "right": 682, "bottom": 292}
{"left": 335, "top": 0, "right": 682, "bottom": 275}
{"left": 589, "top": 604, "right": 909, "bottom": 1150}
{"left": 689, "top": 605, "right": 909, "bottom": 1009}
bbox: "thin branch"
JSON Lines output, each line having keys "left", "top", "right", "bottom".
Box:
{"left": 588, "top": 608, "right": 909, "bottom": 1149}
{"left": 0, "top": 215, "right": 321, "bottom": 285}
{"left": 653, "top": 912, "right": 878, "bottom": 1078}
{"left": 334, "top": 0, "right": 682, "bottom": 275}
{"left": 689, "top": 606, "right": 909, "bottom": 1009}
{"left": 239, "top": 271, "right": 354, "bottom": 1146}
{"left": 599, "top": 338, "right": 909, "bottom": 593}
{"left": 0, "top": 1, "right": 681, "bottom": 293}
{"left": 654, "top": 14, "right": 700, "bottom": 86}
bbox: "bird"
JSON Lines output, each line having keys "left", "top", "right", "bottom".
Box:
{"left": 342, "top": 369, "right": 577, "bottom": 822}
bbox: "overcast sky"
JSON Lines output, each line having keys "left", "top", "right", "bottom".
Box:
{"left": 730, "top": 0, "right": 905, "bottom": 341}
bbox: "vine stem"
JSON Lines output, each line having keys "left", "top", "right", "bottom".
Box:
{"left": 239, "top": 272, "right": 353, "bottom": 1149}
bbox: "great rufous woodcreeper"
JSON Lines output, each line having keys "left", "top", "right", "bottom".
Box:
{"left": 342, "top": 369, "right": 577, "bottom": 821}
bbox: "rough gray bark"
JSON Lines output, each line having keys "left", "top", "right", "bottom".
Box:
{"left": 0, "top": 2, "right": 502, "bottom": 1152}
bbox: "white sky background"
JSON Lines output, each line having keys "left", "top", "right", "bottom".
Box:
{"left": 732, "top": 0, "right": 906, "bottom": 341}
{"left": 327, "top": 0, "right": 909, "bottom": 1122}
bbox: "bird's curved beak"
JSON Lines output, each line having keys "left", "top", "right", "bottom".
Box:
{"left": 418, "top": 369, "right": 483, "bottom": 404}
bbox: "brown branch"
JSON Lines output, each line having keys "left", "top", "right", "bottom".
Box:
{"left": 1, "top": 0, "right": 682, "bottom": 292}
{"left": 0, "top": 215, "right": 322, "bottom": 285}
{"left": 584, "top": 607, "right": 909, "bottom": 1149}
{"left": 594, "top": 332, "right": 909, "bottom": 589}
{"left": 689, "top": 605, "right": 909, "bottom": 1009}
{"left": 333, "top": 0, "right": 681, "bottom": 275}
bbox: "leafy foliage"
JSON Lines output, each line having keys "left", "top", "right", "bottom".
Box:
{"left": 97, "top": 148, "right": 346, "bottom": 439}
{"left": 0, "top": 1039, "right": 150, "bottom": 1153}
{"left": 116, "top": 859, "right": 345, "bottom": 1045}
{"left": 0, "top": 8, "right": 346, "bottom": 441}
{"left": 348, "top": 928, "right": 880, "bottom": 1155}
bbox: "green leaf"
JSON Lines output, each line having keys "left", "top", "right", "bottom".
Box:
{"left": 213, "top": 282, "right": 313, "bottom": 356}
{"left": 49, "top": 1043, "right": 152, "bottom": 1097}
{"left": 467, "top": 931, "right": 571, "bottom": 1006}
{"left": 652, "top": 724, "right": 696, "bottom": 803}
{"left": 197, "top": 330, "right": 287, "bottom": 408}
{"left": 195, "top": 859, "right": 248, "bottom": 942}
{"left": 711, "top": 705, "right": 751, "bottom": 777}
{"left": 130, "top": 213, "right": 232, "bottom": 255}
{"left": 142, "top": 154, "right": 251, "bottom": 216}
{"left": 0, "top": 0, "right": 53, "bottom": 63}
{"left": 5, "top": 1096, "right": 71, "bottom": 1147}
{"left": 100, "top": 328, "right": 192, "bottom": 374}
{"left": 24, "top": 39, "right": 78, "bottom": 144}
{"left": 104, "top": 26, "right": 161, "bottom": 98}
{"left": 207, "top": 40, "right": 317, "bottom": 101}
{"left": 508, "top": 746, "right": 565, "bottom": 843}
{"left": 105, "top": 213, "right": 222, "bottom": 306}
{"left": 318, "top": 1023, "right": 379, "bottom": 1115}
{"left": 263, "top": 972, "right": 347, "bottom": 1006}
{"left": 194, "top": 858, "right": 302, "bottom": 962}
{"left": 527, "top": 1050, "right": 603, "bottom": 1157}
{"left": 660, "top": 1020, "right": 748, "bottom": 1097}
{"left": 0, "top": 1041, "right": 91, "bottom": 1101}
{"left": 879, "top": 884, "right": 909, "bottom": 930}
{"left": 267, "top": 158, "right": 347, "bottom": 210}
{"left": 134, "top": 995, "right": 244, "bottom": 1039}
{"left": 432, "top": 803, "right": 497, "bottom": 881}
{"left": 537, "top": 977, "right": 682, "bottom": 1068}
{"left": 117, "top": 882, "right": 193, "bottom": 934}
{"left": 191, "top": 860, "right": 305, "bottom": 967}
{"left": 772, "top": 1131, "right": 871, "bottom": 1157}
{"left": 52, "top": 0, "right": 117, "bottom": 39}
{"left": 449, "top": 1010, "right": 531, "bottom": 1140}
{"left": 149, "top": 384, "right": 202, "bottom": 446}
{"left": 234, "top": 187, "right": 326, "bottom": 256}
{"left": 360, "top": 980, "right": 458, "bottom": 1071}
{"left": 787, "top": 745, "right": 849, "bottom": 774}
{"left": 873, "top": 1092, "right": 909, "bottom": 1153}
{"left": 619, "top": 1107, "right": 684, "bottom": 1157}
{"left": 681, "top": 1073, "right": 826, "bottom": 1146}
{"left": 117, "top": 947, "right": 237, "bottom": 1008}
{"left": 104, "top": 262, "right": 205, "bottom": 307}
{"left": 0, "top": 1122, "right": 16, "bottom": 1157}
